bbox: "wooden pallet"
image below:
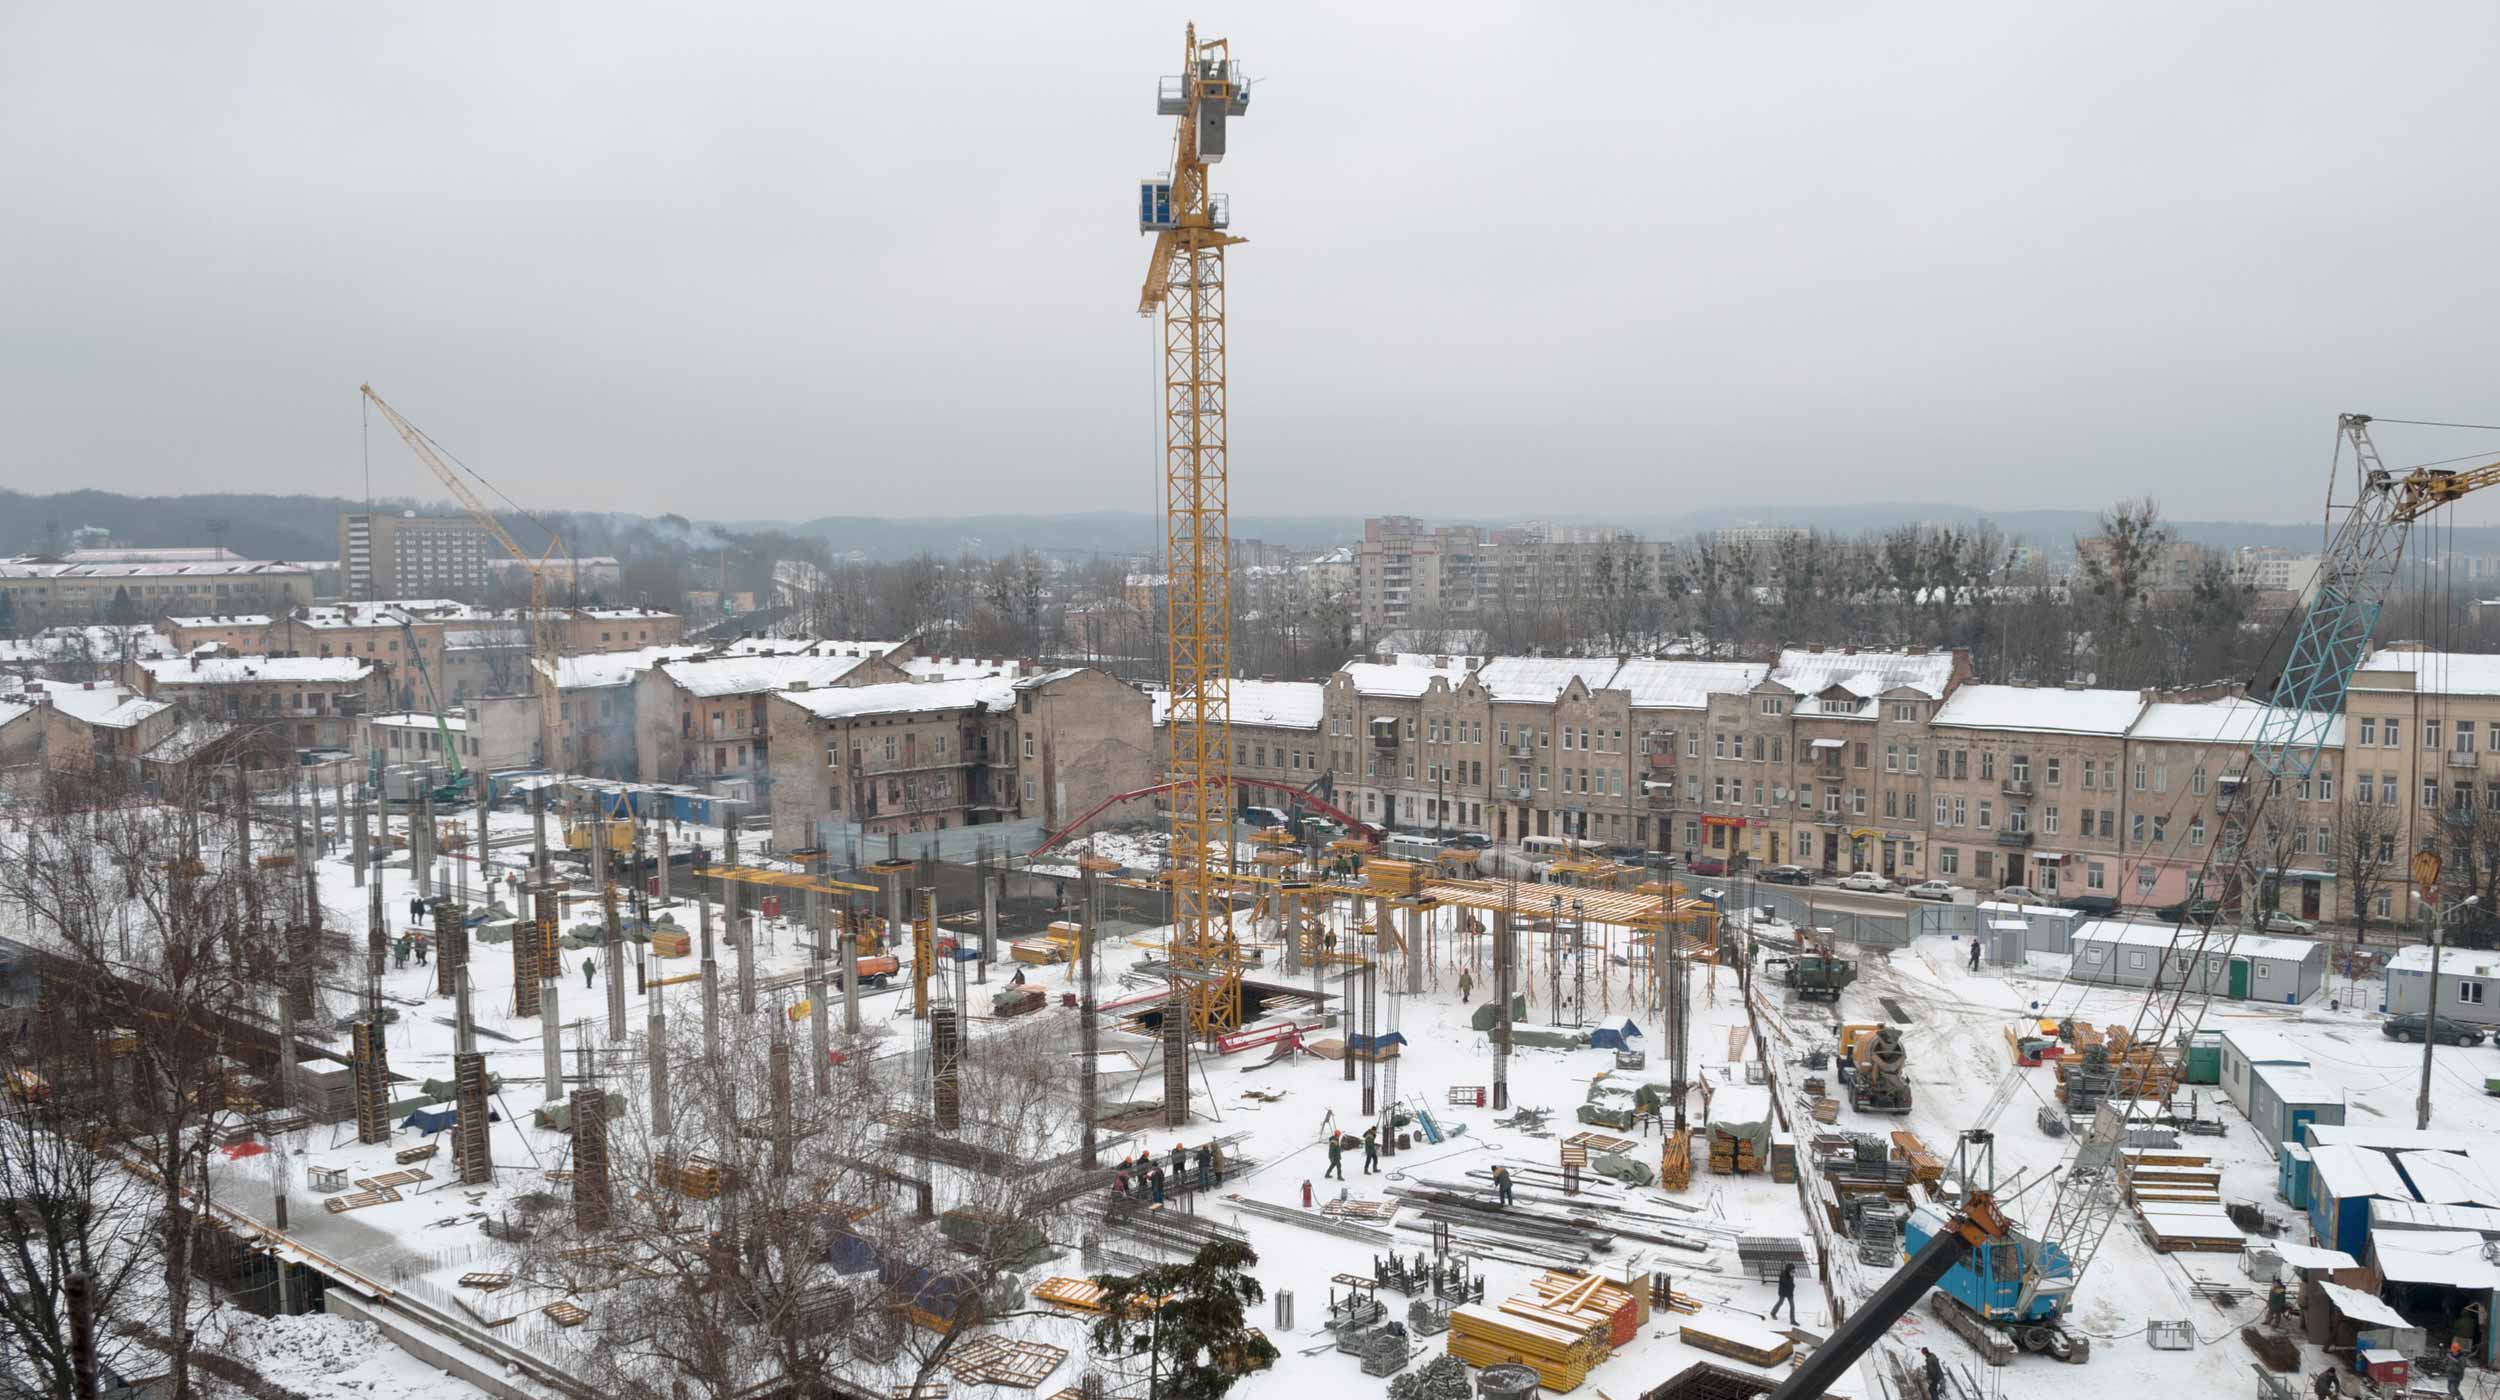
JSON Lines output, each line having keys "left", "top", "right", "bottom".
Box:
{"left": 544, "top": 1301, "right": 589, "bottom": 1327}
{"left": 1031, "top": 1276, "right": 1111, "bottom": 1314}
{"left": 890, "top": 1385, "right": 948, "bottom": 1400}
{"left": 355, "top": 1169, "right": 432, "bottom": 1190}
{"left": 458, "top": 1272, "right": 513, "bottom": 1292}
{"left": 1563, "top": 1131, "right": 1638, "bottom": 1154}
{"left": 394, "top": 1143, "right": 439, "bottom": 1165}
{"left": 324, "top": 1188, "right": 400, "bottom": 1213}
{"left": 942, "top": 1337, "right": 1069, "bottom": 1389}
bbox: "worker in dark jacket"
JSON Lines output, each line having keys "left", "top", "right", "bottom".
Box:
{"left": 1921, "top": 1346, "right": 1943, "bottom": 1399}
{"left": 1324, "top": 1134, "right": 1345, "bottom": 1180}
{"left": 1772, "top": 1260, "right": 1797, "bottom": 1321}
{"left": 1362, "top": 1125, "right": 1380, "bottom": 1175}
{"left": 2311, "top": 1369, "right": 2340, "bottom": 1400}
{"left": 1492, "top": 1165, "right": 1514, "bottom": 1206}
{"left": 1195, "top": 1143, "right": 1214, "bottom": 1191}
{"left": 2267, "top": 1278, "right": 2291, "bottom": 1329}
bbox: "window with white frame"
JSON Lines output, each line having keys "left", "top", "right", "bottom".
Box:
{"left": 2461, "top": 982, "right": 2486, "bottom": 1005}
{"left": 2137, "top": 865, "right": 2156, "bottom": 895}
{"left": 2428, "top": 719, "right": 2444, "bottom": 750}
{"left": 2046, "top": 757, "right": 2062, "bottom": 786}
{"left": 2360, "top": 717, "right": 2377, "bottom": 745}
{"left": 2127, "top": 950, "right": 2147, "bottom": 970}
{"left": 2045, "top": 805, "right": 2060, "bottom": 834}
{"left": 1940, "top": 847, "right": 1960, "bottom": 874}
{"left": 2087, "top": 861, "right": 2106, "bottom": 890}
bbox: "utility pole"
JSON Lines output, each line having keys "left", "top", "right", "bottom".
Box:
{"left": 2418, "top": 892, "right": 2475, "bottom": 1130}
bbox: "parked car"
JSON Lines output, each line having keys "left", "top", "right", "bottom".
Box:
{"left": 2252, "top": 911, "right": 2317, "bottom": 936}
{"left": 1994, "top": 885, "right": 2046, "bottom": 905}
{"left": 1240, "top": 805, "right": 1291, "bottom": 829}
{"left": 1687, "top": 856, "right": 1729, "bottom": 877}
{"left": 1907, "top": 880, "right": 1956, "bottom": 902}
{"left": 1444, "top": 831, "right": 1493, "bottom": 850}
{"left": 2059, "top": 895, "right": 2120, "bottom": 917}
{"left": 1760, "top": 864, "right": 1814, "bottom": 886}
{"left": 2154, "top": 897, "right": 2222, "bottom": 925}
{"left": 1837, "top": 871, "right": 1895, "bottom": 894}
{"left": 1595, "top": 842, "right": 1648, "bottom": 861}
{"left": 2383, "top": 1013, "right": 2486, "bottom": 1046}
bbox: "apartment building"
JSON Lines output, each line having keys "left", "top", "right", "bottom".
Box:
{"left": 2341, "top": 648, "right": 2500, "bottom": 923}
{"left": 2116, "top": 697, "right": 2344, "bottom": 916}
{"left": 361, "top": 695, "right": 541, "bottom": 776}
{"left": 165, "top": 603, "right": 464, "bottom": 708}
{"left": 1926, "top": 684, "right": 2142, "bottom": 899}
{"left": 17, "top": 680, "right": 178, "bottom": 776}
{"left": 340, "top": 511, "right": 496, "bottom": 599}
{"left": 1349, "top": 517, "right": 1665, "bottom": 635}
{"left": 0, "top": 558, "right": 315, "bottom": 627}
{"left": 1692, "top": 647, "right": 1971, "bottom": 877}
{"left": 129, "top": 654, "right": 387, "bottom": 754}
{"left": 635, "top": 646, "right": 911, "bottom": 797}
{"left": 1158, "top": 680, "right": 1331, "bottom": 810}
{"left": 764, "top": 668, "right": 1151, "bottom": 847}
{"left": 546, "top": 645, "right": 697, "bottom": 778}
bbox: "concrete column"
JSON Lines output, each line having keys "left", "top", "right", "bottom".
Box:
{"left": 530, "top": 790, "right": 549, "bottom": 880}
{"left": 351, "top": 791, "right": 369, "bottom": 889}
{"left": 646, "top": 954, "right": 671, "bottom": 1138}
{"left": 414, "top": 792, "right": 433, "bottom": 904}
{"left": 978, "top": 875, "right": 997, "bottom": 986}
{"left": 841, "top": 901, "right": 862, "bottom": 1036}
{"left": 657, "top": 822, "right": 671, "bottom": 904}
{"left": 541, "top": 980, "right": 565, "bottom": 1103}
{"left": 809, "top": 892, "right": 831, "bottom": 1094}
{"left": 1409, "top": 903, "right": 1426, "bottom": 995}
{"left": 698, "top": 886, "right": 721, "bottom": 1070}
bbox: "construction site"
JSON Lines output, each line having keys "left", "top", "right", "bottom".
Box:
{"left": 13, "top": 20, "right": 2500, "bottom": 1400}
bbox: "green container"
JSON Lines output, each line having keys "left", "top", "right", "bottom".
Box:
{"left": 2182, "top": 1030, "right": 2222, "bottom": 1085}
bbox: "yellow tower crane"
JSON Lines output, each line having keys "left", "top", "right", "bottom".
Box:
{"left": 360, "top": 384, "right": 571, "bottom": 766}
{"left": 1138, "top": 25, "right": 1250, "bottom": 1036}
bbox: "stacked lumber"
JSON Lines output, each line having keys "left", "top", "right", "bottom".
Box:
{"left": 1030, "top": 1277, "right": 1111, "bottom": 1314}
{"left": 1658, "top": 1131, "right": 1692, "bottom": 1191}
{"left": 1708, "top": 1126, "right": 1762, "bottom": 1175}
{"left": 1446, "top": 1301, "right": 1602, "bottom": 1392}
{"left": 1525, "top": 1271, "right": 1639, "bottom": 1348}
{"left": 651, "top": 929, "right": 691, "bottom": 958}
{"left": 1009, "top": 939, "right": 1069, "bottom": 966}
{"left": 1889, "top": 1130, "right": 1944, "bottom": 1185}
{"left": 655, "top": 1155, "right": 727, "bottom": 1199}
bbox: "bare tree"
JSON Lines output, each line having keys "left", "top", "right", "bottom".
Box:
{"left": 2335, "top": 795, "right": 2401, "bottom": 945}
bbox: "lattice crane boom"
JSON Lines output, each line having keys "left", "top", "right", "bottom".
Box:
{"left": 1137, "top": 25, "right": 1251, "bottom": 1038}
{"left": 2016, "top": 413, "right": 2500, "bottom": 1314}
{"left": 360, "top": 384, "right": 570, "bottom": 766}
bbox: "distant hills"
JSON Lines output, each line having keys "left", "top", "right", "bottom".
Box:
{"left": 12, "top": 486, "right": 2500, "bottom": 565}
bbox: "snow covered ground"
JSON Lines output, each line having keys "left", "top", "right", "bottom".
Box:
{"left": 203, "top": 1312, "right": 492, "bottom": 1400}
{"left": 28, "top": 794, "right": 2478, "bottom": 1399}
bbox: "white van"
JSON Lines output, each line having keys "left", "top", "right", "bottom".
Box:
{"left": 1381, "top": 833, "right": 1443, "bottom": 863}
{"left": 1518, "top": 835, "right": 1581, "bottom": 864}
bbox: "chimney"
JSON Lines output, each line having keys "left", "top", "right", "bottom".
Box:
{"left": 1842, "top": 646, "right": 1856, "bottom": 656}
{"left": 1807, "top": 645, "right": 1824, "bottom": 654}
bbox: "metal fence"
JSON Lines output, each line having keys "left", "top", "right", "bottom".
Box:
{"left": 1745, "top": 884, "right": 1912, "bottom": 950}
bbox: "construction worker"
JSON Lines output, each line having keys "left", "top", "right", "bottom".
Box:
{"left": 1324, "top": 1134, "right": 1345, "bottom": 1180}
{"left": 1492, "top": 1165, "right": 1513, "bottom": 1207}
{"left": 2449, "top": 1340, "right": 2469, "bottom": 1398}
{"left": 1362, "top": 1125, "right": 1380, "bottom": 1175}
{"left": 1170, "top": 1142, "right": 1187, "bottom": 1186}
{"left": 393, "top": 934, "right": 409, "bottom": 969}
{"left": 1969, "top": 938, "right": 1982, "bottom": 972}
{"left": 2312, "top": 1367, "right": 2341, "bottom": 1400}
{"left": 1195, "top": 1143, "right": 1214, "bottom": 1191}
{"left": 1148, "top": 1165, "right": 1165, "bottom": 1205}
{"left": 1920, "top": 1347, "right": 1943, "bottom": 1400}
{"left": 583, "top": 955, "right": 597, "bottom": 989}
{"left": 1772, "top": 1260, "right": 1797, "bottom": 1322}
{"left": 1111, "top": 1160, "right": 1129, "bottom": 1201}
{"left": 2266, "top": 1278, "right": 2291, "bottom": 1329}
{"left": 1458, "top": 967, "right": 1475, "bottom": 1003}
{"left": 412, "top": 933, "right": 427, "bottom": 966}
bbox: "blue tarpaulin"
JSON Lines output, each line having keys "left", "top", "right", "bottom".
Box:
{"left": 402, "top": 1108, "right": 456, "bottom": 1135}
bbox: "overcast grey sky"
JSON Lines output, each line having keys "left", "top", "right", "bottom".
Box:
{"left": 7, "top": 3, "right": 2500, "bottom": 526}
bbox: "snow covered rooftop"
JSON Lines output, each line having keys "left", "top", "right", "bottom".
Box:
{"left": 0, "top": 557, "right": 308, "bottom": 579}
{"left": 659, "top": 650, "right": 879, "bottom": 698}
{"left": 2396, "top": 1151, "right": 2500, "bottom": 1207}
{"left": 900, "top": 655, "right": 1028, "bottom": 682}
{"left": 1766, "top": 647, "right": 1958, "bottom": 700}
{"left": 1609, "top": 658, "right": 1769, "bottom": 711}
{"left": 1339, "top": 658, "right": 1471, "bottom": 698}
{"left": 371, "top": 711, "right": 468, "bottom": 732}
{"left": 2353, "top": 648, "right": 2500, "bottom": 698}
{"left": 1473, "top": 657, "right": 1622, "bottom": 703}
{"left": 775, "top": 676, "right": 1015, "bottom": 722}
{"left": 2309, "top": 1142, "right": 2414, "bottom": 1202}
{"left": 28, "top": 680, "right": 173, "bottom": 728}
{"left": 2384, "top": 943, "right": 2500, "bottom": 980}
{"left": 2371, "top": 1229, "right": 2500, "bottom": 1288}
{"left": 143, "top": 718, "right": 237, "bottom": 765}
{"left": 1931, "top": 683, "right": 2144, "bottom": 735}
{"left": 2218, "top": 1027, "right": 2311, "bottom": 1064}
{"left": 1153, "top": 680, "right": 1324, "bottom": 730}
{"left": 547, "top": 646, "right": 700, "bottom": 690}
{"left": 2127, "top": 696, "right": 2344, "bottom": 748}
{"left": 165, "top": 614, "right": 275, "bottom": 627}
{"left": 138, "top": 656, "right": 376, "bottom": 685}
{"left": 2070, "top": 920, "right": 2323, "bottom": 963}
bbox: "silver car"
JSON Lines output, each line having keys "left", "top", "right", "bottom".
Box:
{"left": 1837, "top": 871, "right": 1894, "bottom": 894}
{"left": 1907, "top": 880, "right": 1955, "bottom": 902}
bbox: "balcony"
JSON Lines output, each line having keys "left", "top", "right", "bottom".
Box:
{"left": 1507, "top": 743, "right": 1535, "bottom": 761}
{"left": 1646, "top": 751, "right": 1678, "bottom": 773}
{"left": 1645, "top": 787, "right": 1674, "bottom": 810}
{"left": 1995, "top": 829, "right": 2033, "bottom": 848}
{"left": 2449, "top": 749, "right": 2481, "bottom": 770}
{"left": 1372, "top": 732, "right": 1401, "bottom": 750}
{"left": 2001, "top": 779, "right": 2034, "bottom": 798}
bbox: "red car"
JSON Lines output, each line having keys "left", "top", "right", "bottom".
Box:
{"left": 1686, "top": 856, "right": 1728, "bottom": 876}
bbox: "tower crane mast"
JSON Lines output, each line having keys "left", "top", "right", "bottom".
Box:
{"left": 1137, "top": 25, "right": 1252, "bottom": 1040}
{"left": 360, "top": 385, "right": 570, "bottom": 766}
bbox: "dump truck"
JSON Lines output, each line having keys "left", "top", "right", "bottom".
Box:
{"left": 1781, "top": 953, "right": 1858, "bottom": 1002}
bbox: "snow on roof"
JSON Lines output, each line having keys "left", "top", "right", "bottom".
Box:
{"left": 29, "top": 681, "right": 173, "bottom": 729}
{"left": 2369, "top": 1200, "right": 2500, "bottom": 1236}
{"left": 2128, "top": 695, "right": 2344, "bottom": 748}
{"left": 165, "top": 614, "right": 275, "bottom": 627}
{"left": 1609, "top": 659, "right": 1770, "bottom": 711}
{"left": 138, "top": 656, "right": 375, "bottom": 685}
{"left": 2249, "top": 1062, "right": 2341, "bottom": 1105}
{"left": 2070, "top": 920, "right": 2322, "bottom": 963}
{"left": 2268, "top": 1242, "right": 2359, "bottom": 1272}
{"left": 1766, "top": 647, "right": 1958, "bottom": 700}
{"left": 1930, "top": 684, "right": 2144, "bottom": 735}
{"left": 0, "top": 699, "right": 30, "bottom": 730}
{"left": 2218, "top": 1027, "right": 2311, "bottom": 1065}
{"left": 0, "top": 558, "right": 308, "bottom": 579}
{"left": 2371, "top": 1229, "right": 2500, "bottom": 1288}
{"left": 1474, "top": 657, "right": 1623, "bottom": 703}
{"left": 660, "top": 651, "right": 878, "bottom": 698}
{"left": 1153, "top": 680, "right": 1324, "bottom": 731}
{"left": 2309, "top": 1143, "right": 2415, "bottom": 1203}
{"left": 577, "top": 607, "right": 674, "bottom": 620}
{"left": 2385, "top": 944, "right": 2500, "bottom": 980}
{"left": 2397, "top": 1151, "right": 2500, "bottom": 1207}
{"left": 2308, "top": 1126, "right": 2493, "bottom": 1154}
{"left": 2353, "top": 648, "right": 2500, "bottom": 698}
{"left": 549, "top": 646, "right": 699, "bottom": 690}
{"left": 143, "top": 718, "right": 236, "bottom": 765}
{"left": 1339, "top": 658, "right": 1472, "bottom": 698}
{"left": 775, "top": 676, "right": 1015, "bottom": 722}
{"left": 2318, "top": 1281, "right": 2410, "bottom": 1330}
{"left": 900, "top": 656, "right": 1027, "bottom": 682}
{"left": 1975, "top": 900, "right": 2079, "bottom": 922}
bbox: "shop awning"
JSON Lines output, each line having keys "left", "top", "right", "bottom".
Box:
{"left": 1808, "top": 738, "right": 1846, "bottom": 750}
{"left": 2032, "top": 852, "right": 2067, "bottom": 864}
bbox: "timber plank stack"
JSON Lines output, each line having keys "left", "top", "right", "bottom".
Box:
{"left": 1447, "top": 1301, "right": 1603, "bottom": 1393}
{"left": 651, "top": 930, "right": 691, "bottom": 958}
{"left": 1680, "top": 1312, "right": 1796, "bottom": 1367}
{"left": 1524, "top": 1270, "right": 1643, "bottom": 1348}
{"left": 1889, "top": 1131, "right": 1944, "bottom": 1185}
